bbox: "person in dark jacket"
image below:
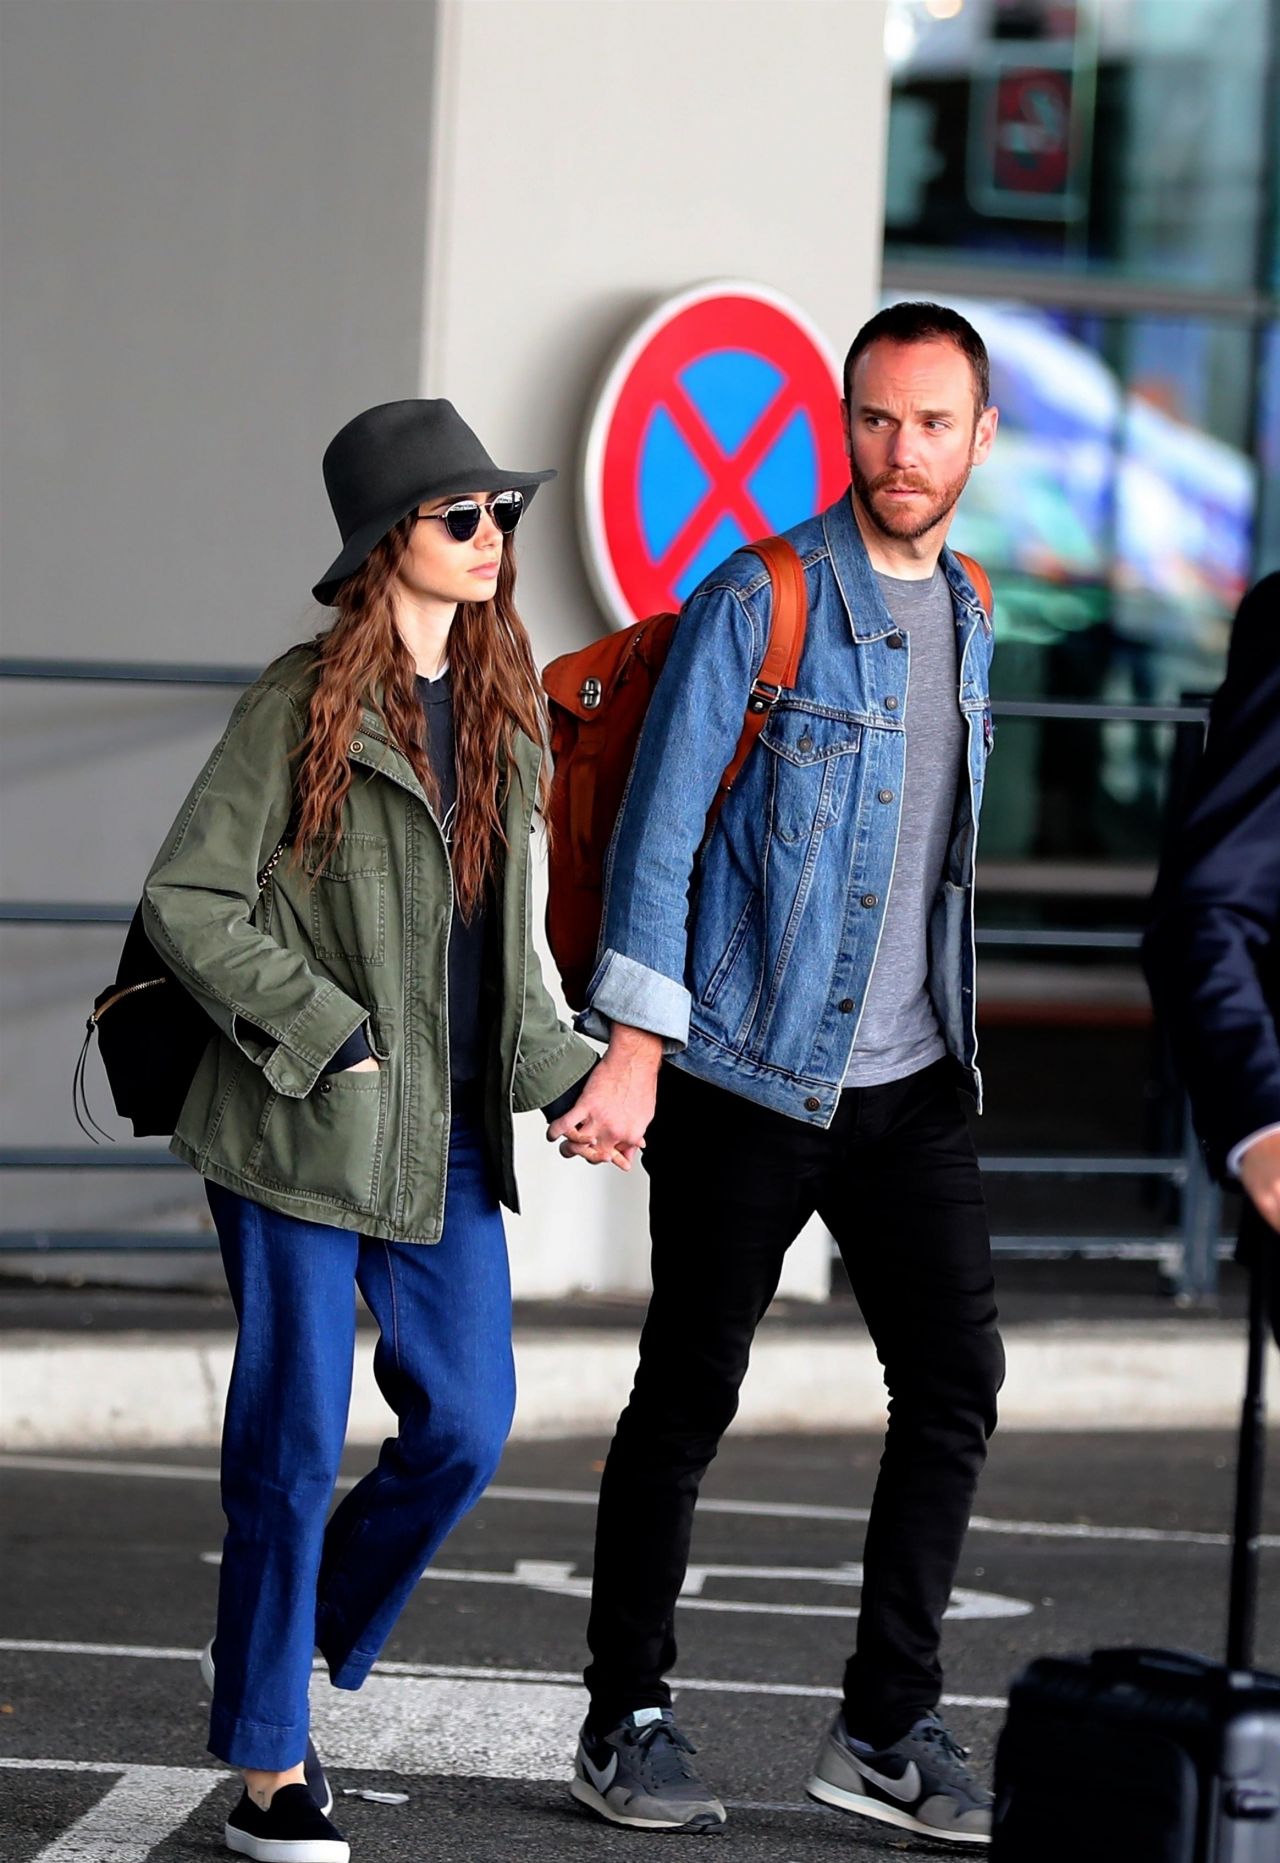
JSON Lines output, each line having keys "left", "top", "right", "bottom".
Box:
{"left": 1143, "top": 571, "right": 1280, "bottom": 1342}
{"left": 144, "top": 401, "right": 597, "bottom": 1863}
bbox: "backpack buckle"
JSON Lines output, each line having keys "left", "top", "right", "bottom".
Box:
{"left": 748, "top": 680, "right": 781, "bottom": 715}
{"left": 579, "top": 676, "right": 603, "bottom": 711}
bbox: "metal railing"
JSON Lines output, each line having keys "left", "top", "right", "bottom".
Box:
{"left": 0, "top": 657, "right": 1228, "bottom": 1298}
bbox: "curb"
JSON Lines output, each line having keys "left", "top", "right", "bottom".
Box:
{"left": 0, "top": 1324, "right": 1269, "bottom": 1448}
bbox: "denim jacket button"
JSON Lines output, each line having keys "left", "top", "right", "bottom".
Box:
{"left": 886, "top": 633, "right": 905, "bottom": 649}
{"left": 878, "top": 788, "right": 894, "bottom": 803}
{"left": 884, "top": 695, "right": 899, "bottom": 711}
{"left": 839, "top": 998, "right": 855, "bottom": 1013}
{"left": 804, "top": 1096, "right": 821, "bottom": 1112}
{"left": 861, "top": 893, "right": 878, "bottom": 908}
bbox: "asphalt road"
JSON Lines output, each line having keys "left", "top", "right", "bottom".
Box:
{"left": 2, "top": 1430, "right": 1278, "bottom": 1862}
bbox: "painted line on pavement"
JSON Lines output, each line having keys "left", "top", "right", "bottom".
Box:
{"left": 0, "top": 1761, "right": 225, "bottom": 1862}
{"left": 195, "top": 1550, "right": 1033, "bottom": 1623}
{"left": 0, "top": 1639, "right": 1006, "bottom": 1711}
{"left": 2, "top": 1452, "right": 1274, "bottom": 1550}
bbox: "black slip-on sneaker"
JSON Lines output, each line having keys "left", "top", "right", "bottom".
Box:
{"left": 571, "top": 1706, "right": 727, "bottom": 1831}
{"left": 200, "top": 1640, "right": 334, "bottom": 1817}
{"left": 806, "top": 1709, "right": 992, "bottom": 1844}
{"left": 224, "top": 1783, "right": 348, "bottom": 1862}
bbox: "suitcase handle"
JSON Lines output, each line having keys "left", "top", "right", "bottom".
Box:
{"left": 1091, "top": 1647, "right": 1212, "bottom": 1682}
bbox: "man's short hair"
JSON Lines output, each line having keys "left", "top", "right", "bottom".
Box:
{"left": 843, "top": 302, "right": 990, "bottom": 414}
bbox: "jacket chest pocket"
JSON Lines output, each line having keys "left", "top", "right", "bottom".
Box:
{"left": 309, "top": 833, "right": 388, "bottom": 966}
{"left": 761, "top": 705, "right": 862, "bottom": 845}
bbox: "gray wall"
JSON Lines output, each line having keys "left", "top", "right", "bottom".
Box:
{"left": 1, "top": 0, "right": 438, "bottom": 1269}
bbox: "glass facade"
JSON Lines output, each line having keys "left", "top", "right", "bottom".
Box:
{"left": 879, "top": 0, "right": 1277, "bottom": 1254}
{"left": 882, "top": 0, "right": 1277, "bottom": 866}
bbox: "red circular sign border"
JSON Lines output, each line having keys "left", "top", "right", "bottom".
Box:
{"left": 580, "top": 280, "right": 846, "bottom": 631}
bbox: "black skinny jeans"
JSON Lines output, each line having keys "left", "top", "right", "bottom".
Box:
{"left": 584, "top": 1058, "right": 1004, "bottom": 1749}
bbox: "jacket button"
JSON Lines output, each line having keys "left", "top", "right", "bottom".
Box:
{"left": 431, "top": 1109, "right": 446, "bottom": 1127}
{"left": 839, "top": 998, "right": 855, "bottom": 1013}
{"left": 886, "top": 633, "right": 905, "bottom": 649}
{"left": 884, "top": 696, "right": 899, "bottom": 711}
{"left": 319, "top": 1081, "right": 332, "bottom": 1094}
{"left": 798, "top": 734, "right": 813, "bottom": 753}
{"left": 804, "top": 1096, "right": 821, "bottom": 1112}
{"left": 878, "top": 788, "right": 894, "bottom": 803}
{"left": 349, "top": 738, "right": 364, "bottom": 754}
{"left": 861, "top": 893, "right": 878, "bottom": 908}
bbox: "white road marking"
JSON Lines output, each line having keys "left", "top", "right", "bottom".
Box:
{"left": 0, "top": 1640, "right": 1006, "bottom": 1710}
{"left": 196, "top": 1547, "right": 1031, "bottom": 1621}
{"left": 0, "top": 1761, "right": 225, "bottom": 1862}
{"left": 2, "top": 1452, "right": 1271, "bottom": 1550}
{"left": 511, "top": 1557, "right": 1033, "bottom": 1622}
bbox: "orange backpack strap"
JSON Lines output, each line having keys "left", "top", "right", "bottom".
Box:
{"left": 953, "top": 551, "right": 993, "bottom": 619}
{"left": 709, "top": 536, "right": 808, "bottom": 825}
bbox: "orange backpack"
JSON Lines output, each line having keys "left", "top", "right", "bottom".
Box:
{"left": 542, "top": 537, "right": 807, "bottom": 1010}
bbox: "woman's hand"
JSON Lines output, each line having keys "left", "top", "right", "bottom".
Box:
{"left": 341, "top": 1056, "right": 380, "bottom": 1074}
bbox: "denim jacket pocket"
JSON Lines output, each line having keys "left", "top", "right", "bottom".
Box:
{"left": 761, "top": 704, "right": 862, "bottom": 845}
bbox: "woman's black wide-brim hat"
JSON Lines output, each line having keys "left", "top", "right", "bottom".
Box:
{"left": 312, "top": 399, "right": 557, "bottom": 605}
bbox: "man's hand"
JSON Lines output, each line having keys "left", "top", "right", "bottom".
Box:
{"left": 1239, "top": 1130, "right": 1280, "bottom": 1232}
{"left": 547, "top": 1024, "right": 663, "bottom": 1170}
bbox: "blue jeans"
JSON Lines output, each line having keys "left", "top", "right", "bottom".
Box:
{"left": 204, "top": 1100, "right": 515, "bottom": 1770}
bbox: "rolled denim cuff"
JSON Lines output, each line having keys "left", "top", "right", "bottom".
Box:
{"left": 575, "top": 949, "right": 690, "bottom": 1052}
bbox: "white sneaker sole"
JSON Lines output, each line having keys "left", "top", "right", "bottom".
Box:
{"left": 570, "top": 1774, "right": 726, "bottom": 1832}
{"left": 806, "top": 1772, "right": 991, "bottom": 1845}
{"left": 224, "top": 1824, "right": 349, "bottom": 1862}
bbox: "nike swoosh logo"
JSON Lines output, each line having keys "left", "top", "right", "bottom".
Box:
{"left": 580, "top": 1749, "right": 619, "bottom": 1794}
{"left": 852, "top": 1756, "right": 922, "bottom": 1804}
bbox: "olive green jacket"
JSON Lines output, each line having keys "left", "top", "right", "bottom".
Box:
{"left": 142, "top": 646, "right": 596, "bottom": 1241}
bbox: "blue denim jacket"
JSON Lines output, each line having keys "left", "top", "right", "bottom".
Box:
{"left": 576, "top": 492, "right": 994, "bottom": 1125}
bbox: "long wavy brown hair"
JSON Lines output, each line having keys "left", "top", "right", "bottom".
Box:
{"left": 292, "top": 515, "right": 551, "bottom": 918}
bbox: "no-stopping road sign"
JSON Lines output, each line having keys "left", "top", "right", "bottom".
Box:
{"left": 581, "top": 281, "right": 848, "bottom": 629}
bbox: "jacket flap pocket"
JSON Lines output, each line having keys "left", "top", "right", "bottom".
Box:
{"left": 762, "top": 706, "right": 862, "bottom": 767}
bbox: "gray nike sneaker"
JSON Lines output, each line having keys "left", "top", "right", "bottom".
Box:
{"left": 571, "top": 1707, "right": 727, "bottom": 1832}
{"left": 806, "top": 1710, "right": 992, "bottom": 1845}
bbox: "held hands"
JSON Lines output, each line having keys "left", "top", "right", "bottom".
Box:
{"left": 547, "top": 1025, "right": 663, "bottom": 1171}
{"left": 1239, "top": 1130, "right": 1280, "bottom": 1233}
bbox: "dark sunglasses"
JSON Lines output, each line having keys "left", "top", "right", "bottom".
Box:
{"left": 415, "top": 490, "right": 525, "bottom": 543}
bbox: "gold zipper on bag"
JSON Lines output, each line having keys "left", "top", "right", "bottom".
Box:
{"left": 91, "top": 977, "right": 167, "bottom": 1024}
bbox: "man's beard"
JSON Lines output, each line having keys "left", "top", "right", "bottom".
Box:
{"left": 850, "top": 454, "right": 974, "bottom": 543}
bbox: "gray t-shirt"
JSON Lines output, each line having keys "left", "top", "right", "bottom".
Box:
{"left": 842, "top": 566, "right": 965, "bottom": 1088}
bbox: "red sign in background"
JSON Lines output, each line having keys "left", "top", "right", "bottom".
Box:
{"left": 581, "top": 285, "right": 848, "bottom": 629}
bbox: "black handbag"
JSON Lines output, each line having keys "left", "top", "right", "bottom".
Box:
{"left": 74, "top": 822, "right": 295, "bottom": 1141}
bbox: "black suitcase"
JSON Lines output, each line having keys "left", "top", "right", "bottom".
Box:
{"left": 992, "top": 1239, "right": 1280, "bottom": 1863}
